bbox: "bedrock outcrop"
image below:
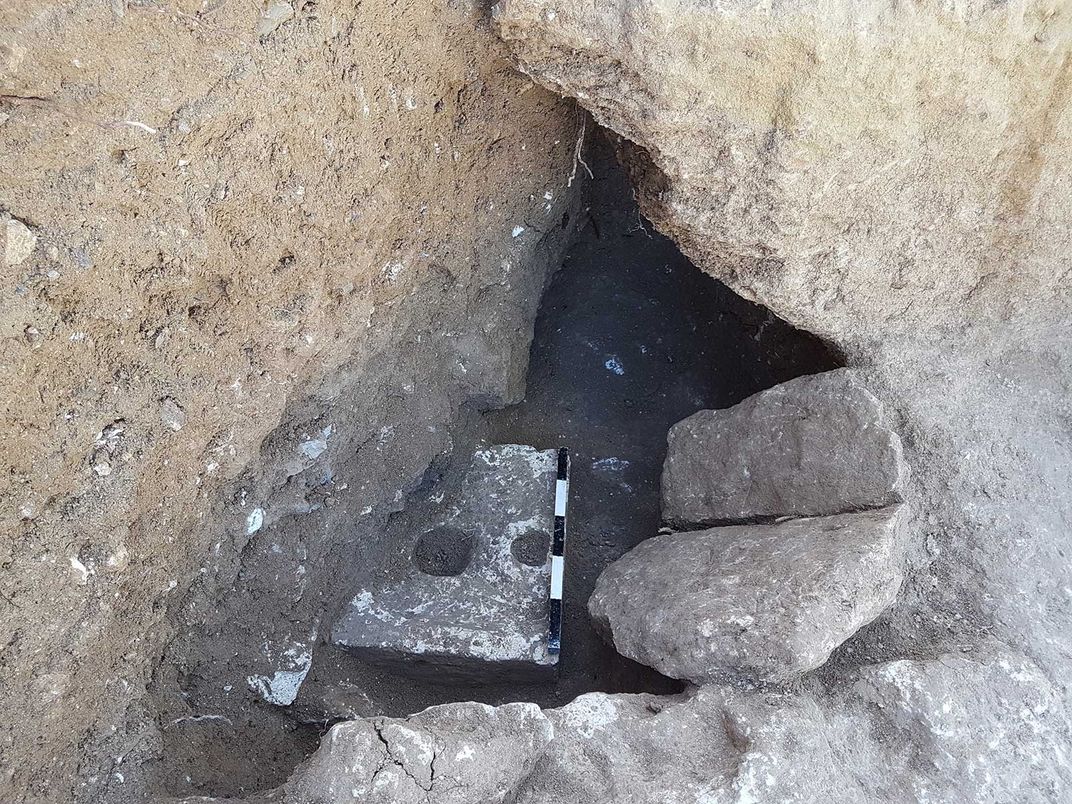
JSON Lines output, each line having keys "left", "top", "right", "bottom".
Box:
{"left": 662, "top": 368, "right": 906, "bottom": 527}
{"left": 493, "top": 0, "right": 1072, "bottom": 347}
{"left": 589, "top": 507, "right": 905, "bottom": 684}
{"left": 513, "top": 651, "right": 1071, "bottom": 803}
{"left": 202, "top": 648, "right": 1071, "bottom": 803}
{"left": 495, "top": 0, "right": 1072, "bottom": 795}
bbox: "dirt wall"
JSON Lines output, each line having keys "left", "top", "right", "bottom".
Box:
{"left": 0, "top": 1, "right": 581, "bottom": 800}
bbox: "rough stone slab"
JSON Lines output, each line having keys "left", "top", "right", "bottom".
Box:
{"left": 332, "top": 445, "right": 558, "bottom": 678}
{"left": 662, "top": 368, "right": 907, "bottom": 528}
{"left": 507, "top": 652, "right": 1072, "bottom": 804}
{"left": 589, "top": 506, "right": 905, "bottom": 684}
{"left": 186, "top": 651, "right": 1070, "bottom": 803}
{"left": 283, "top": 701, "right": 552, "bottom": 804}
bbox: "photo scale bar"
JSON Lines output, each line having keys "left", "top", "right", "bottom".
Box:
{"left": 549, "top": 447, "right": 569, "bottom": 655}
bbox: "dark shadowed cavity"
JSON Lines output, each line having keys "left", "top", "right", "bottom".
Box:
{"left": 303, "top": 132, "right": 841, "bottom": 719}
{"left": 484, "top": 133, "right": 840, "bottom": 705}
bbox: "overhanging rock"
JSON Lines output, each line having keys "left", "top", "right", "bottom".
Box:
{"left": 332, "top": 445, "right": 559, "bottom": 679}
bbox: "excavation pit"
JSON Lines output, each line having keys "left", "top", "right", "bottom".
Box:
{"left": 146, "top": 130, "right": 840, "bottom": 798}
{"left": 315, "top": 134, "right": 839, "bottom": 716}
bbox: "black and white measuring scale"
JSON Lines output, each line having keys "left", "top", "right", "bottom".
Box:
{"left": 548, "top": 447, "right": 570, "bottom": 655}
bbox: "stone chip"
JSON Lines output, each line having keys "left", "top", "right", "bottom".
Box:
{"left": 4, "top": 216, "right": 37, "bottom": 266}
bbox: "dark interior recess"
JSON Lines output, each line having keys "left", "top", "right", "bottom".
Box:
{"left": 484, "top": 133, "right": 840, "bottom": 705}
{"left": 414, "top": 526, "right": 475, "bottom": 576}
{"left": 306, "top": 132, "right": 840, "bottom": 718}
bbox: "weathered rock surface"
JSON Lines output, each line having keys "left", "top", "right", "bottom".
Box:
{"left": 846, "top": 652, "right": 1072, "bottom": 801}
{"left": 199, "top": 649, "right": 1069, "bottom": 803}
{"left": 515, "top": 691, "right": 749, "bottom": 804}
{"left": 282, "top": 702, "right": 552, "bottom": 804}
{"left": 511, "top": 651, "right": 1072, "bottom": 804}
{"left": 589, "top": 506, "right": 905, "bottom": 684}
{"left": 663, "top": 368, "right": 905, "bottom": 527}
{"left": 493, "top": 0, "right": 1072, "bottom": 347}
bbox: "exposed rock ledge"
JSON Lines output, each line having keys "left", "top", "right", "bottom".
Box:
{"left": 185, "top": 648, "right": 1071, "bottom": 803}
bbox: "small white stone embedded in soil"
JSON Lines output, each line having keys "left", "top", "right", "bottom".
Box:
{"left": 118, "top": 120, "right": 157, "bottom": 135}
{"left": 603, "top": 356, "right": 624, "bottom": 375}
{"left": 299, "top": 425, "right": 332, "bottom": 460}
{"left": 382, "top": 261, "right": 404, "bottom": 282}
{"left": 158, "top": 397, "right": 186, "bottom": 432}
{"left": 256, "top": 0, "right": 294, "bottom": 37}
{"left": 246, "top": 507, "right": 264, "bottom": 534}
{"left": 247, "top": 644, "right": 312, "bottom": 706}
{"left": 5, "top": 217, "right": 37, "bottom": 266}
{"left": 69, "top": 556, "right": 92, "bottom": 584}
{"left": 512, "top": 225, "right": 526, "bottom": 237}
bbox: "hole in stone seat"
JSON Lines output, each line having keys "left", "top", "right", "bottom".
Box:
{"left": 413, "top": 527, "right": 474, "bottom": 576}
{"left": 510, "top": 529, "right": 550, "bottom": 566}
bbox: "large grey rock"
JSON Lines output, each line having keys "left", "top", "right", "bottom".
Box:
{"left": 183, "top": 652, "right": 1069, "bottom": 804}
{"left": 492, "top": 0, "right": 1072, "bottom": 347}
{"left": 514, "top": 688, "right": 849, "bottom": 804}
{"left": 283, "top": 701, "right": 552, "bottom": 804}
{"left": 332, "top": 444, "right": 558, "bottom": 678}
{"left": 513, "top": 691, "right": 755, "bottom": 804}
{"left": 663, "top": 368, "right": 906, "bottom": 527}
{"left": 589, "top": 507, "right": 905, "bottom": 683}
{"left": 511, "top": 651, "right": 1072, "bottom": 804}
